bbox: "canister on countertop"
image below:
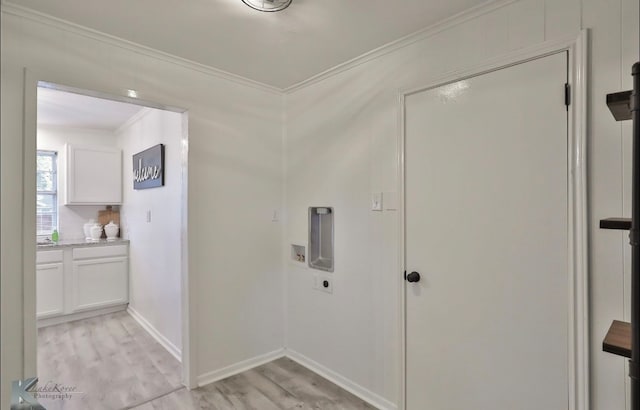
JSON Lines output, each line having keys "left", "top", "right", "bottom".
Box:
{"left": 98, "top": 205, "right": 120, "bottom": 238}
{"left": 104, "top": 221, "right": 119, "bottom": 241}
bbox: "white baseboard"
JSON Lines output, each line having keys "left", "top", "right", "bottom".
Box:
{"left": 194, "top": 347, "right": 397, "bottom": 410}
{"left": 197, "top": 348, "right": 286, "bottom": 387}
{"left": 285, "top": 348, "right": 397, "bottom": 410}
{"left": 37, "top": 304, "right": 127, "bottom": 328}
{"left": 127, "top": 306, "right": 182, "bottom": 363}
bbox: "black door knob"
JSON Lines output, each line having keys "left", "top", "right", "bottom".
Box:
{"left": 406, "top": 271, "right": 420, "bottom": 283}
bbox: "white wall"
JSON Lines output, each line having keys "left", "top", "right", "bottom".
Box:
{"left": 37, "top": 125, "right": 122, "bottom": 241}
{"left": 117, "top": 108, "right": 183, "bottom": 356}
{"left": 284, "top": 0, "right": 638, "bottom": 409}
{"left": 0, "top": 9, "right": 284, "bottom": 408}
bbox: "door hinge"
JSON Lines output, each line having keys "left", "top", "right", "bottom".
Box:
{"left": 565, "top": 83, "right": 571, "bottom": 109}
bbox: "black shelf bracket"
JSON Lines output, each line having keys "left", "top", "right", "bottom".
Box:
{"left": 607, "top": 90, "right": 633, "bottom": 121}
{"left": 600, "top": 218, "right": 632, "bottom": 230}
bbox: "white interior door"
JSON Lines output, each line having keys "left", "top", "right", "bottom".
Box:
{"left": 405, "top": 52, "right": 569, "bottom": 410}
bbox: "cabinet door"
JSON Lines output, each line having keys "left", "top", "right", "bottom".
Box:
{"left": 36, "top": 263, "right": 64, "bottom": 318}
{"left": 71, "top": 256, "right": 128, "bottom": 311}
{"left": 66, "top": 145, "right": 122, "bottom": 204}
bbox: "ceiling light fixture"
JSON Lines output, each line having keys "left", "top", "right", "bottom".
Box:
{"left": 242, "top": 0, "right": 292, "bottom": 12}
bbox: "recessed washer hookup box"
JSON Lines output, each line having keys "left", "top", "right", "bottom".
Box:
{"left": 308, "top": 207, "right": 334, "bottom": 272}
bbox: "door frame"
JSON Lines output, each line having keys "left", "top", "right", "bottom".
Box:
{"left": 397, "top": 30, "right": 589, "bottom": 410}
{"left": 22, "top": 72, "right": 197, "bottom": 389}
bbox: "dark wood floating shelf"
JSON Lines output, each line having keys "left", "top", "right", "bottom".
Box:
{"left": 600, "top": 218, "right": 632, "bottom": 230}
{"left": 607, "top": 90, "right": 633, "bottom": 121}
{"left": 603, "top": 320, "right": 631, "bottom": 358}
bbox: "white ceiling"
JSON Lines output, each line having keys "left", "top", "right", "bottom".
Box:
{"left": 38, "top": 87, "right": 144, "bottom": 130}
{"left": 9, "top": 0, "right": 489, "bottom": 89}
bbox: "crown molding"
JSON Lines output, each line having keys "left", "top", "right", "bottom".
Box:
{"left": 114, "top": 107, "right": 154, "bottom": 135}
{"left": 283, "top": 0, "right": 517, "bottom": 93}
{"left": 2, "top": 0, "right": 516, "bottom": 95}
{"left": 0, "top": 1, "right": 282, "bottom": 95}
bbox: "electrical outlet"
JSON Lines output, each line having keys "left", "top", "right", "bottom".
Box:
{"left": 312, "top": 273, "right": 333, "bottom": 293}
{"left": 318, "top": 275, "right": 333, "bottom": 294}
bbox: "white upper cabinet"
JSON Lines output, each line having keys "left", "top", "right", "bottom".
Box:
{"left": 65, "top": 144, "right": 122, "bottom": 205}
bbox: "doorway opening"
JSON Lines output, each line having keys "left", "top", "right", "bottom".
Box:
{"left": 32, "top": 82, "right": 190, "bottom": 409}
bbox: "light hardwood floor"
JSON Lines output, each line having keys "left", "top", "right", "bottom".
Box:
{"left": 37, "top": 311, "right": 182, "bottom": 410}
{"left": 38, "top": 311, "right": 376, "bottom": 410}
{"left": 129, "top": 357, "right": 377, "bottom": 410}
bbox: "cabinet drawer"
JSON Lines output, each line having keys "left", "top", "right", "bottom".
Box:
{"left": 73, "top": 245, "right": 128, "bottom": 260}
{"left": 37, "top": 250, "right": 64, "bottom": 264}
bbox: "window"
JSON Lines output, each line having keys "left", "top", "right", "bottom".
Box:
{"left": 36, "top": 150, "right": 58, "bottom": 235}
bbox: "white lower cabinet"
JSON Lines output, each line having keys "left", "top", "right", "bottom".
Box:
{"left": 36, "top": 243, "right": 128, "bottom": 324}
{"left": 36, "top": 263, "right": 64, "bottom": 318}
{"left": 72, "top": 256, "right": 128, "bottom": 311}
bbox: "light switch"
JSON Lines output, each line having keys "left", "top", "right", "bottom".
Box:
{"left": 146, "top": 210, "right": 151, "bottom": 223}
{"left": 371, "top": 192, "right": 383, "bottom": 211}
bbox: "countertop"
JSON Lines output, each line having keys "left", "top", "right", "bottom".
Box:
{"left": 37, "top": 238, "right": 130, "bottom": 250}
